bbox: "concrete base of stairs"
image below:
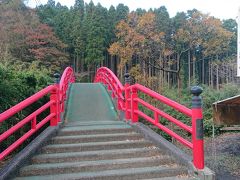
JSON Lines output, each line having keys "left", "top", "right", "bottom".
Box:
{"left": 0, "top": 123, "right": 63, "bottom": 180}
{"left": 128, "top": 120, "right": 215, "bottom": 180}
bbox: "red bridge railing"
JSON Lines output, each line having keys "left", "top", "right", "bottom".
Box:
{"left": 94, "top": 67, "right": 125, "bottom": 110}
{"left": 59, "top": 67, "right": 75, "bottom": 113}
{"left": 0, "top": 67, "right": 74, "bottom": 161}
{"left": 94, "top": 67, "right": 204, "bottom": 170}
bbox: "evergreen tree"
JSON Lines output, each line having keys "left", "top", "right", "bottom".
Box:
{"left": 154, "top": 6, "right": 171, "bottom": 34}
{"left": 115, "top": 3, "right": 129, "bottom": 22}
{"left": 222, "top": 19, "right": 237, "bottom": 55}
{"left": 84, "top": 2, "right": 109, "bottom": 66}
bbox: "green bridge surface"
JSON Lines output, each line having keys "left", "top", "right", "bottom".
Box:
{"left": 66, "top": 83, "right": 118, "bottom": 122}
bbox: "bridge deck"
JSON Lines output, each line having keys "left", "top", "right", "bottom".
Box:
{"left": 66, "top": 83, "right": 118, "bottom": 123}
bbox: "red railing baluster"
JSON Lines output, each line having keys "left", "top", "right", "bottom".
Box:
{"left": 124, "top": 72, "right": 131, "bottom": 119}
{"left": 111, "top": 79, "right": 115, "bottom": 98}
{"left": 191, "top": 86, "right": 204, "bottom": 169}
{"left": 131, "top": 87, "right": 138, "bottom": 123}
{"left": 117, "top": 87, "right": 122, "bottom": 110}
{"left": 154, "top": 111, "right": 158, "bottom": 124}
{"left": 32, "top": 117, "right": 37, "bottom": 129}
{"left": 125, "top": 84, "right": 131, "bottom": 119}
{"left": 50, "top": 86, "right": 59, "bottom": 126}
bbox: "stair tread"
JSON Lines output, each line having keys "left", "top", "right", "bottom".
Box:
{"left": 53, "top": 132, "right": 141, "bottom": 139}
{"left": 65, "top": 120, "right": 127, "bottom": 127}
{"left": 58, "top": 127, "right": 134, "bottom": 136}
{"left": 45, "top": 139, "right": 150, "bottom": 148}
{"left": 36, "top": 147, "right": 160, "bottom": 157}
{"left": 15, "top": 166, "right": 187, "bottom": 180}
{"left": 43, "top": 139, "right": 152, "bottom": 153}
{"left": 21, "top": 156, "right": 172, "bottom": 174}
{"left": 60, "top": 124, "right": 132, "bottom": 131}
{"left": 32, "top": 147, "right": 162, "bottom": 163}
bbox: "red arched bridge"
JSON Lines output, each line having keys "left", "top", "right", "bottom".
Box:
{"left": 0, "top": 67, "right": 214, "bottom": 179}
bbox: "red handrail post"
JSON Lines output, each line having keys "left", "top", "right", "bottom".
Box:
{"left": 117, "top": 87, "right": 122, "bottom": 110}
{"left": 107, "top": 73, "right": 111, "bottom": 91}
{"left": 59, "top": 87, "right": 64, "bottom": 115}
{"left": 191, "top": 86, "right": 204, "bottom": 170}
{"left": 50, "top": 87, "right": 59, "bottom": 126}
{"left": 71, "top": 75, "right": 75, "bottom": 83}
{"left": 124, "top": 73, "right": 131, "bottom": 119}
{"left": 131, "top": 86, "right": 138, "bottom": 123}
{"left": 50, "top": 73, "right": 60, "bottom": 126}
{"left": 31, "top": 117, "right": 37, "bottom": 129}
{"left": 125, "top": 85, "right": 130, "bottom": 119}
{"left": 111, "top": 80, "right": 115, "bottom": 98}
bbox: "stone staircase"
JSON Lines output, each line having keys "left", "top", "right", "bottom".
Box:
{"left": 14, "top": 120, "right": 193, "bottom": 180}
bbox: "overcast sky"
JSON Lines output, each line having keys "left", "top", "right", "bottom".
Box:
{"left": 28, "top": 0, "right": 240, "bottom": 20}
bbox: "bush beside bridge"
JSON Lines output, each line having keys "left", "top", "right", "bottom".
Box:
{"left": 0, "top": 62, "right": 51, "bottom": 157}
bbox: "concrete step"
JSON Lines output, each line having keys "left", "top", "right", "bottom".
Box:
{"left": 32, "top": 147, "right": 162, "bottom": 164}
{"left": 65, "top": 120, "right": 127, "bottom": 127}
{"left": 42, "top": 140, "right": 152, "bottom": 153}
{"left": 15, "top": 166, "right": 188, "bottom": 180}
{"left": 52, "top": 132, "right": 143, "bottom": 144}
{"left": 58, "top": 126, "right": 134, "bottom": 136}
{"left": 20, "top": 156, "right": 173, "bottom": 176}
{"left": 62, "top": 124, "right": 131, "bottom": 130}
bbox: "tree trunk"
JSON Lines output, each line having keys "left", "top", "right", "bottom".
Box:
{"left": 177, "top": 54, "right": 181, "bottom": 97}
{"left": 202, "top": 56, "right": 204, "bottom": 84}
{"left": 77, "top": 53, "right": 79, "bottom": 74}
{"left": 188, "top": 50, "right": 191, "bottom": 88}
{"left": 193, "top": 57, "right": 195, "bottom": 83}
{"left": 73, "top": 54, "right": 76, "bottom": 73}
{"left": 81, "top": 53, "right": 84, "bottom": 72}
{"left": 211, "top": 63, "right": 214, "bottom": 88}
{"left": 87, "top": 65, "right": 90, "bottom": 82}
{"left": 208, "top": 60, "right": 211, "bottom": 86}
{"left": 216, "top": 64, "right": 219, "bottom": 90}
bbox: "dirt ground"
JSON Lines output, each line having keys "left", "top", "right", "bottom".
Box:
{"left": 205, "top": 132, "right": 240, "bottom": 180}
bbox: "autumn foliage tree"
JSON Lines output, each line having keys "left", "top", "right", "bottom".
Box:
{"left": 0, "top": 0, "right": 69, "bottom": 71}
{"left": 26, "top": 24, "right": 68, "bottom": 69}
{"left": 109, "top": 12, "right": 165, "bottom": 81}
{"left": 109, "top": 8, "right": 235, "bottom": 92}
